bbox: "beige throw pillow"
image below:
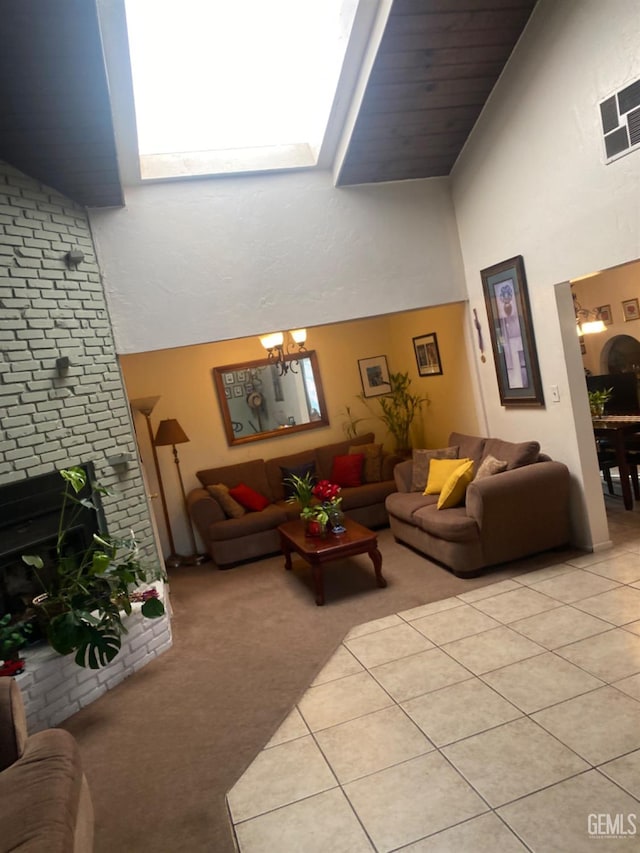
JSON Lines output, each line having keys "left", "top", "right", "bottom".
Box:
{"left": 349, "top": 443, "right": 383, "bottom": 483}
{"left": 475, "top": 454, "right": 508, "bottom": 481}
{"left": 410, "top": 446, "right": 459, "bottom": 492}
{"left": 206, "top": 483, "right": 246, "bottom": 518}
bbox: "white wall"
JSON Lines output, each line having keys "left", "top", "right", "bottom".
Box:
{"left": 90, "top": 173, "right": 466, "bottom": 354}
{"left": 452, "top": 0, "right": 640, "bottom": 548}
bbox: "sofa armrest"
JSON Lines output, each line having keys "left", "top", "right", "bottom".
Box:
{"left": 465, "top": 461, "right": 570, "bottom": 545}
{"left": 0, "top": 678, "right": 28, "bottom": 770}
{"left": 187, "top": 488, "right": 226, "bottom": 532}
{"left": 393, "top": 459, "right": 413, "bottom": 492}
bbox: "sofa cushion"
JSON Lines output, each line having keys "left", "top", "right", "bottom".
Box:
{"left": 449, "top": 432, "right": 486, "bottom": 472}
{"left": 349, "top": 442, "right": 383, "bottom": 483}
{"left": 475, "top": 454, "right": 508, "bottom": 481}
{"left": 483, "top": 438, "right": 540, "bottom": 469}
{"left": 265, "top": 450, "right": 317, "bottom": 501}
{"left": 425, "top": 458, "right": 471, "bottom": 494}
{"left": 385, "top": 491, "right": 438, "bottom": 523}
{"left": 410, "top": 447, "right": 459, "bottom": 491}
{"left": 280, "top": 461, "right": 317, "bottom": 499}
{"left": 437, "top": 460, "right": 475, "bottom": 509}
{"left": 197, "top": 459, "right": 273, "bottom": 501}
{"left": 315, "top": 432, "right": 376, "bottom": 479}
{"left": 413, "top": 505, "right": 479, "bottom": 542}
{"left": 332, "top": 453, "right": 364, "bottom": 487}
{"left": 339, "top": 481, "right": 397, "bottom": 511}
{"left": 208, "top": 505, "right": 287, "bottom": 541}
{"left": 228, "top": 483, "right": 270, "bottom": 512}
{"left": 206, "top": 483, "right": 246, "bottom": 519}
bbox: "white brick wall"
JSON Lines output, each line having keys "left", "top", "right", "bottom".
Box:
{"left": 0, "top": 160, "right": 173, "bottom": 720}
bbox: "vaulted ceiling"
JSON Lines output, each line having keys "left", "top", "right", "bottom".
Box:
{"left": 0, "top": 0, "right": 537, "bottom": 208}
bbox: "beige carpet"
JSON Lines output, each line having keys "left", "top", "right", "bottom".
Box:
{"left": 62, "top": 529, "right": 578, "bottom": 853}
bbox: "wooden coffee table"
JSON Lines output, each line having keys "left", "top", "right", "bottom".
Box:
{"left": 278, "top": 518, "right": 386, "bottom": 606}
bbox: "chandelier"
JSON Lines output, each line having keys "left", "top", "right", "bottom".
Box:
{"left": 573, "top": 292, "right": 606, "bottom": 336}
{"left": 259, "top": 329, "right": 307, "bottom": 376}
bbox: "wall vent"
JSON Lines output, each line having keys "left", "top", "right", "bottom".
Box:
{"left": 599, "top": 78, "right": 640, "bottom": 163}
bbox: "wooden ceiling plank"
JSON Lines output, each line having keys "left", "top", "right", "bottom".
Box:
{"left": 391, "top": 0, "right": 536, "bottom": 14}
{"left": 379, "top": 27, "right": 532, "bottom": 52}
{"left": 385, "top": 9, "right": 535, "bottom": 36}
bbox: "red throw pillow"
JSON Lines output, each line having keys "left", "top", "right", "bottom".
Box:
{"left": 331, "top": 453, "right": 364, "bottom": 487}
{"left": 228, "top": 483, "right": 270, "bottom": 512}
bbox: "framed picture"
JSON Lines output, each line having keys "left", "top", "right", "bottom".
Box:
{"left": 223, "top": 372, "right": 235, "bottom": 386}
{"left": 412, "top": 332, "right": 443, "bottom": 376}
{"left": 597, "top": 304, "right": 613, "bottom": 326}
{"left": 622, "top": 298, "right": 640, "bottom": 321}
{"left": 579, "top": 336, "right": 586, "bottom": 355}
{"left": 233, "top": 385, "right": 243, "bottom": 397}
{"left": 480, "top": 255, "right": 545, "bottom": 407}
{"left": 358, "top": 355, "right": 391, "bottom": 398}
{"left": 236, "top": 370, "right": 246, "bottom": 382}
{"left": 224, "top": 386, "right": 231, "bottom": 399}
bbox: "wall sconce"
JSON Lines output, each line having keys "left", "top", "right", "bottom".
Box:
{"left": 259, "top": 329, "right": 307, "bottom": 376}
{"left": 573, "top": 292, "right": 606, "bottom": 335}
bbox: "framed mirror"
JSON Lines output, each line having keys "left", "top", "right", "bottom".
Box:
{"left": 213, "top": 350, "right": 329, "bottom": 446}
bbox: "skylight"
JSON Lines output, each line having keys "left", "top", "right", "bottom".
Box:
{"left": 124, "top": 0, "right": 359, "bottom": 180}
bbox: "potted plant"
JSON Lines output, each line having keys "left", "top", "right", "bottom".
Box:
{"left": 588, "top": 387, "right": 613, "bottom": 417}
{"left": 0, "top": 614, "right": 32, "bottom": 676}
{"left": 23, "top": 466, "right": 165, "bottom": 670}
{"left": 284, "top": 473, "right": 344, "bottom": 535}
{"left": 360, "top": 371, "right": 429, "bottom": 454}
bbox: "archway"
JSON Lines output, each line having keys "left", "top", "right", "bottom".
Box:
{"left": 600, "top": 334, "right": 640, "bottom": 374}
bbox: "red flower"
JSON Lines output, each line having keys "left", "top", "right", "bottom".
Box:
{"left": 312, "top": 480, "right": 342, "bottom": 502}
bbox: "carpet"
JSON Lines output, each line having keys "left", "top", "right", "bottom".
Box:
{"left": 61, "top": 529, "right": 577, "bottom": 852}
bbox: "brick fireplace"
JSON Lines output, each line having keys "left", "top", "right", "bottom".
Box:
{"left": 0, "top": 160, "right": 172, "bottom": 726}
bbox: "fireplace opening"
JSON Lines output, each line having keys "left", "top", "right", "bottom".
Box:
{"left": 0, "top": 464, "right": 105, "bottom": 622}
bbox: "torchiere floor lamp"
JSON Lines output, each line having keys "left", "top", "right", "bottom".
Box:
{"left": 154, "top": 418, "right": 207, "bottom": 566}
{"left": 129, "top": 396, "right": 183, "bottom": 569}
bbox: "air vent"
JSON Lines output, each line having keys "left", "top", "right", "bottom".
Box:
{"left": 599, "top": 77, "right": 640, "bottom": 163}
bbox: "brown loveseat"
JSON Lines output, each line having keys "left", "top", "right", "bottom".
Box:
{"left": 187, "top": 433, "right": 402, "bottom": 567}
{"left": 385, "top": 431, "right": 571, "bottom": 577}
{"left": 0, "top": 677, "right": 94, "bottom": 853}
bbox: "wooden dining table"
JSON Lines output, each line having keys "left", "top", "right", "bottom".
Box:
{"left": 592, "top": 415, "right": 640, "bottom": 510}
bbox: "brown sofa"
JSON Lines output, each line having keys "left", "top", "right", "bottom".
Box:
{"left": 0, "top": 677, "right": 94, "bottom": 853}
{"left": 187, "top": 432, "right": 402, "bottom": 567}
{"left": 385, "top": 431, "right": 571, "bottom": 577}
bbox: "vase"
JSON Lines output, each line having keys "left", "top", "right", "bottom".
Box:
{"left": 304, "top": 518, "right": 327, "bottom": 537}
{"left": 327, "top": 507, "right": 346, "bottom": 534}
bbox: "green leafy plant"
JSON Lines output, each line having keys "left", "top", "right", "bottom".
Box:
{"left": 284, "top": 471, "right": 317, "bottom": 509}
{"left": 0, "top": 614, "right": 32, "bottom": 661}
{"left": 340, "top": 405, "right": 369, "bottom": 439}
{"left": 359, "top": 371, "right": 429, "bottom": 453}
{"left": 588, "top": 387, "right": 613, "bottom": 417}
{"left": 23, "top": 466, "right": 165, "bottom": 670}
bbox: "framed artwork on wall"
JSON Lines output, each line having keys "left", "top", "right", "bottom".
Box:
{"left": 480, "top": 255, "right": 545, "bottom": 407}
{"left": 597, "top": 304, "right": 613, "bottom": 325}
{"left": 412, "top": 332, "right": 443, "bottom": 376}
{"left": 358, "top": 355, "right": 391, "bottom": 397}
{"left": 622, "top": 298, "right": 640, "bottom": 321}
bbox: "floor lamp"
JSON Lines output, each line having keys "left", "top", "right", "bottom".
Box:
{"left": 129, "top": 396, "right": 182, "bottom": 569}
{"left": 154, "top": 418, "right": 207, "bottom": 566}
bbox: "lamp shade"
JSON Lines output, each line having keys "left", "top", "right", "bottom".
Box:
{"left": 154, "top": 419, "right": 189, "bottom": 446}
{"left": 259, "top": 331, "right": 284, "bottom": 350}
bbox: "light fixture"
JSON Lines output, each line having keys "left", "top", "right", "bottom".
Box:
{"left": 154, "top": 419, "right": 207, "bottom": 567}
{"left": 573, "top": 292, "right": 606, "bottom": 336}
{"left": 259, "top": 328, "right": 307, "bottom": 376}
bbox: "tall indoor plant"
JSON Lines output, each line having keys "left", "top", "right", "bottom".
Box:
{"left": 23, "top": 466, "right": 165, "bottom": 669}
{"left": 360, "top": 371, "right": 429, "bottom": 454}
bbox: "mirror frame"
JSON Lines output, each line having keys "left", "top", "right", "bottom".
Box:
{"left": 212, "top": 350, "right": 330, "bottom": 446}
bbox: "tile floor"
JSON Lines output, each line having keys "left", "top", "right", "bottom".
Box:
{"left": 228, "top": 503, "right": 640, "bottom": 852}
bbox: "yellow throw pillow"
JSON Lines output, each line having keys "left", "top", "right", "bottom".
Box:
{"left": 424, "top": 458, "right": 471, "bottom": 494}
{"left": 437, "top": 460, "right": 475, "bottom": 509}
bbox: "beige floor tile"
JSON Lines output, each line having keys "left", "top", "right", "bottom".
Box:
{"left": 370, "top": 647, "right": 473, "bottom": 703}
{"left": 532, "top": 686, "right": 640, "bottom": 765}
{"left": 585, "top": 551, "right": 640, "bottom": 584}
{"left": 410, "top": 604, "right": 501, "bottom": 645}
{"left": 565, "top": 547, "right": 627, "bottom": 569}
{"left": 343, "top": 752, "right": 488, "bottom": 853}
{"left": 471, "top": 586, "right": 560, "bottom": 623}
{"left": 556, "top": 628, "right": 640, "bottom": 682}
{"left": 397, "top": 812, "right": 528, "bottom": 852}
{"left": 442, "top": 625, "right": 545, "bottom": 675}
{"left": 315, "top": 705, "right": 433, "bottom": 783}
{"left": 573, "top": 586, "right": 640, "bottom": 626}
{"left": 402, "top": 678, "right": 522, "bottom": 747}
{"left": 613, "top": 672, "right": 640, "bottom": 700}
{"left": 297, "top": 671, "right": 394, "bottom": 732}
{"left": 515, "top": 562, "right": 576, "bottom": 586}
{"left": 227, "top": 735, "right": 336, "bottom": 822}
{"left": 600, "top": 749, "right": 640, "bottom": 799}
{"left": 498, "top": 770, "right": 640, "bottom": 853}
{"left": 442, "top": 717, "right": 588, "bottom": 807}
{"left": 624, "top": 619, "right": 640, "bottom": 636}
{"left": 345, "top": 623, "right": 435, "bottom": 668}
{"left": 510, "top": 604, "right": 612, "bottom": 649}
{"left": 398, "top": 598, "right": 464, "bottom": 621}
{"left": 345, "top": 613, "right": 404, "bottom": 640}
{"left": 481, "top": 652, "right": 603, "bottom": 713}
{"left": 234, "top": 788, "right": 374, "bottom": 853}
{"left": 528, "top": 569, "right": 620, "bottom": 603}
{"left": 455, "top": 579, "right": 522, "bottom": 602}
{"left": 310, "top": 645, "right": 363, "bottom": 686}
{"left": 265, "top": 707, "right": 309, "bottom": 748}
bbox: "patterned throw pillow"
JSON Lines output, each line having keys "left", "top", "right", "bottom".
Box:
{"left": 206, "top": 483, "right": 246, "bottom": 518}
{"left": 475, "top": 454, "right": 508, "bottom": 481}
{"left": 411, "top": 446, "right": 459, "bottom": 492}
{"left": 349, "top": 443, "right": 383, "bottom": 483}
